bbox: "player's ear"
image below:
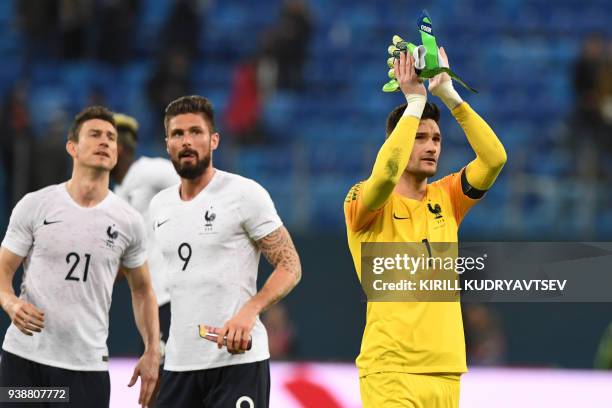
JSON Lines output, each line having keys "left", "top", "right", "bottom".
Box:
{"left": 66, "top": 139, "right": 77, "bottom": 158}
{"left": 211, "top": 132, "right": 220, "bottom": 151}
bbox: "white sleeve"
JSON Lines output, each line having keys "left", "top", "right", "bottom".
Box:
{"left": 1, "top": 194, "right": 35, "bottom": 257}
{"left": 121, "top": 212, "right": 148, "bottom": 269}
{"left": 238, "top": 181, "right": 283, "bottom": 241}
{"left": 155, "top": 160, "right": 180, "bottom": 191}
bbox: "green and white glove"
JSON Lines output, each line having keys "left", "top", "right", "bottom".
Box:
{"left": 382, "top": 10, "right": 477, "bottom": 94}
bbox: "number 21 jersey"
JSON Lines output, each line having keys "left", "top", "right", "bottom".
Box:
{"left": 1, "top": 183, "right": 147, "bottom": 371}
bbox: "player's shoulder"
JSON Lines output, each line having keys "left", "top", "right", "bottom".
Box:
{"left": 17, "top": 184, "right": 65, "bottom": 208}
{"left": 215, "top": 170, "right": 269, "bottom": 196}
{"left": 107, "top": 190, "right": 143, "bottom": 219}
{"left": 430, "top": 171, "right": 460, "bottom": 188}
{"left": 344, "top": 180, "right": 367, "bottom": 205}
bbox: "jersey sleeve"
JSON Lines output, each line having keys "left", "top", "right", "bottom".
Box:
{"left": 344, "top": 181, "right": 382, "bottom": 232}
{"left": 153, "top": 160, "right": 180, "bottom": 191}
{"left": 238, "top": 180, "right": 283, "bottom": 241}
{"left": 1, "top": 193, "right": 36, "bottom": 257}
{"left": 433, "top": 168, "right": 482, "bottom": 226}
{"left": 122, "top": 212, "right": 148, "bottom": 268}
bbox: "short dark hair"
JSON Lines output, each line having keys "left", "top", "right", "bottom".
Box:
{"left": 385, "top": 101, "right": 440, "bottom": 138}
{"left": 68, "top": 106, "right": 116, "bottom": 142}
{"left": 164, "top": 95, "right": 215, "bottom": 134}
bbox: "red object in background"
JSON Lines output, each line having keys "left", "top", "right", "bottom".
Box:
{"left": 224, "top": 61, "right": 261, "bottom": 137}
{"left": 284, "top": 367, "right": 343, "bottom": 408}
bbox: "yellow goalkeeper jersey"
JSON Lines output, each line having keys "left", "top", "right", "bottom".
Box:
{"left": 345, "top": 172, "right": 479, "bottom": 376}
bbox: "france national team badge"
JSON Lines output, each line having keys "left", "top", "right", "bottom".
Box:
{"left": 203, "top": 206, "right": 216, "bottom": 233}
{"left": 105, "top": 224, "right": 119, "bottom": 249}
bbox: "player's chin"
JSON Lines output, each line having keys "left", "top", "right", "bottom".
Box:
{"left": 87, "top": 158, "right": 116, "bottom": 172}
{"left": 419, "top": 164, "right": 437, "bottom": 177}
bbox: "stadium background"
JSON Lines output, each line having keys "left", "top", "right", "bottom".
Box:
{"left": 0, "top": 0, "right": 611, "bottom": 406}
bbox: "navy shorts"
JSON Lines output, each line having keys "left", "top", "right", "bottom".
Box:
{"left": 0, "top": 351, "right": 110, "bottom": 408}
{"left": 157, "top": 359, "right": 270, "bottom": 408}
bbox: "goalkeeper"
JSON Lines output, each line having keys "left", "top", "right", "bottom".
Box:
{"left": 344, "top": 48, "right": 507, "bottom": 407}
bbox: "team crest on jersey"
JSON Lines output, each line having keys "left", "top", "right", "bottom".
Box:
{"left": 427, "top": 201, "right": 446, "bottom": 229}
{"left": 427, "top": 202, "right": 443, "bottom": 219}
{"left": 105, "top": 224, "right": 119, "bottom": 249}
{"left": 203, "top": 206, "right": 216, "bottom": 233}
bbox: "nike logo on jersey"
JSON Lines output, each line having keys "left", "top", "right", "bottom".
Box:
{"left": 157, "top": 219, "right": 170, "bottom": 228}
{"left": 393, "top": 213, "right": 410, "bottom": 220}
{"left": 43, "top": 219, "right": 62, "bottom": 225}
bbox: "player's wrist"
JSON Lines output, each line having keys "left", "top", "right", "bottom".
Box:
{"left": 143, "top": 343, "right": 161, "bottom": 357}
{"left": 402, "top": 93, "right": 427, "bottom": 118}
{"left": 431, "top": 81, "right": 463, "bottom": 110}
{"left": 0, "top": 292, "right": 18, "bottom": 314}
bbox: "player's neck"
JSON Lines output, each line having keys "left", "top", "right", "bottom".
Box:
{"left": 395, "top": 172, "right": 428, "bottom": 201}
{"left": 179, "top": 166, "right": 216, "bottom": 201}
{"left": 66, "top": 167, "right": 110, "bottom": 207}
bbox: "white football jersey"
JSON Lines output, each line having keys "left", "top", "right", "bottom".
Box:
{"left": 114, "top": 156, "right": 179, "bottom": 305}
{"left": 149, "top": 170, "right": 282, "bottom": 371}
{"left": 1, "top": 184, "right": 147, "bottom": 371}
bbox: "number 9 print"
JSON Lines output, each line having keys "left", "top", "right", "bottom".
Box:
{"left": 178, "top": 243, "right": 192, "bottom": 271}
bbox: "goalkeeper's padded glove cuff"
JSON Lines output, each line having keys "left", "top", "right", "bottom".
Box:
{"left": 431, "top": 80, "right": 463, "bottom": 110}
{"left": 403, "top": 94, "right": 427, "bottom": 118}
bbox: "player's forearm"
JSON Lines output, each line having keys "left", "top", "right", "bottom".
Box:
{"left": 452, "top": 102, "right": 507, "bottom": 190}
{"left": 0, "top": 250, "right": 20, "bottom": 315}
{"left": 131, "top": 286, "right": 160, "bottom": 353}
{"left": 0, "top": 275, "right": 18, "bottom": 315}
{"left": 247, "top": 265, "right": 301, "bottom": 315}
{"left": 251, "top": 226, "right": 301, "bottom": 313}
{"left": 363, "top": 95, "right": 425, "bottom": 210}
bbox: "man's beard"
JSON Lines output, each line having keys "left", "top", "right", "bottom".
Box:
{"left": 172, "top": 148, "right": 210, "bottom": 179}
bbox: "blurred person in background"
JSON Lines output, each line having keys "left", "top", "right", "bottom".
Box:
{"left": 344, "top": 49, "right": 506, "bottom": 407}
{"left": 58, "top": 0, "right": 91, "bottom": 60}
{"left": 110, "top": 112, "right": 179, "bottom": 407}
{"left": 16, "top": 0, "right": 60, "bottom": 65}
{"left": 261, "top": 303, "right": 296, "bottom": 360}
{"left": 571, "top": 33, "right": 612, "bottom": 180}
{"left": 159, "top": 0, "right": 204, "bottom": 59}
{"left": 95, "top": 0, "right": 140, "bottom": 64}
{"left": 150, "top": 95, "right": 301, "bottom": 408}
{"left": 147, "top": 49, "right": 193, "bottom": 139}
{"left": 0, "top": 106, "right": 159, "bottom": 407}
{"left": 463, "top": 304, "right": 506, "bottom": 366}
{"left": 0, "top": 82, "right": 35, "bottom": 208}
{"left": 224, "top": 54, "right": 266, "bottom": 145}
{"left": 259, "top": 0, "right": 312, "bottom": 91}
{"left": 30, "top": 111, "right": 72, "bottom": 192}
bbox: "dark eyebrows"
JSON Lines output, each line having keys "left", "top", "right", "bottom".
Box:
{"left": 170, "top": 125, "right": 204, "bottom": 135}
{"left": 415, "top": 132, "right": 442, "bottom": 138}
{"left": 88, "top": 128, "right": 117, "bottom": 137}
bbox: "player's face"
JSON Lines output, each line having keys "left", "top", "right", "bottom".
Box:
{"left": 166, "top": 113, "right": 219, "bottom": 179}
{"left": 405, "top": 119, "right": 441, "bottom": 178}
{"left": 67, "top": 119, "right": 118, "bottom": 171}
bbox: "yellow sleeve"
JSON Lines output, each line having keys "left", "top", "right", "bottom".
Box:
{"left": 452, "top": 103, "right": 507, "bottom": 190}
{"left": 344, "top": 115, "right": 420, "bottom": 232}
{"left": 433, "top": 170, "right": 480, "bottom": 226}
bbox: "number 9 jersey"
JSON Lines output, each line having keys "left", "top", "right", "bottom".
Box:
{"left": 1, "top": 183, "right": 147, "bottom": 371}
{"left": 148, "top": 170, "right": 282, "bottom": 371}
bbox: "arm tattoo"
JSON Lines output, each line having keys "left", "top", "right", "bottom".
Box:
{"left": 257, "top": 226, "right": 302, "bottom": 289}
